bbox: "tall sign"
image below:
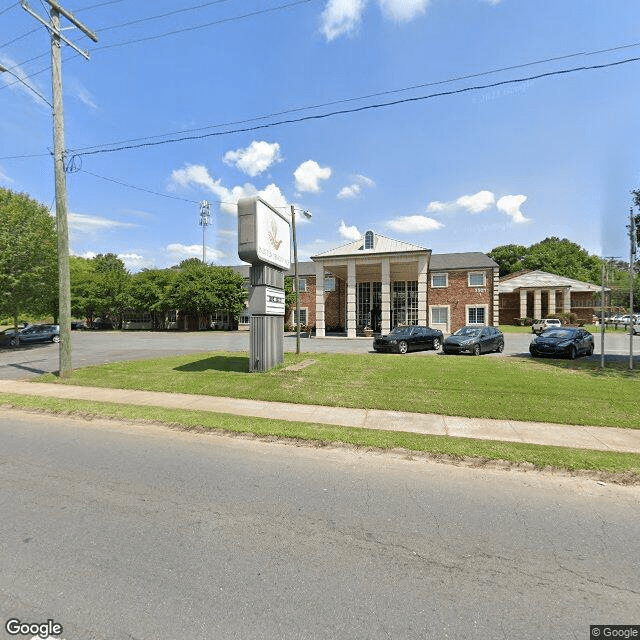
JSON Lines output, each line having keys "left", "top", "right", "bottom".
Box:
{"left": 238, "top": 197, "right": 290, "bottom": 372}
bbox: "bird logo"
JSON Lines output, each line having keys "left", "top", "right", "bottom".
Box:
{"left": 268, "top": 217, "right": 282, "bottom": 250}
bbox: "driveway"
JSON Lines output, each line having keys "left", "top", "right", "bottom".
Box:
{"left": 0, "top": 329, "right": 638, "bottom": 379}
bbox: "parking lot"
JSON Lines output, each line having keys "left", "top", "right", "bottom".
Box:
{"left": 0, "top": 329, "right": 638, "bottom": 380}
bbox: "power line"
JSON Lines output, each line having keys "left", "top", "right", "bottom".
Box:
{"left": 69, "top": 55, "right": 640, "bottom": 158}
{"left": 93, "top": 0, "right": 317, "bottom": 51}
{"left": 74, "top": 0, "right": 125, "bottom": 12}
{"left": 0, "top": 2, "right": 18, "bottom": 17}
{"left": 97, "top": 0, "right": 238, "bottom": 32}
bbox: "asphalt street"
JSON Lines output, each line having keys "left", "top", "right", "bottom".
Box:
{"left": 0, "top": 329, "right": 638, "bottom": 379}
{"left": 1, "top": 410, "right": 638, "bottom": 640}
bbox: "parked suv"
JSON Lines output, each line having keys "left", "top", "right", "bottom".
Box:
{"left": 531, "top": 318, "right": 562, "bottom": 334}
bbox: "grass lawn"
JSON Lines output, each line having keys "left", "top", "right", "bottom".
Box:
{"left": 2, "top": 393, "right": 639, "bottom": 477}
{"left": 34, "top": 350, "right": 640, "bottom": 429}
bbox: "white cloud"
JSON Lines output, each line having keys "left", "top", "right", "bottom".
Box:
{"left": 338, "top": 219, "right": 361, "bottom": 241}
{"left": 0, "top": 165, "right": 14, "bottom": 184}
{"left": 68, "top": 213, "right": 138, "bottom": 232}
{"left": 169, "top": 163, "right": 289, "bottom": 215}
{"left": 337, "top": 174, "right": 375, "bottom": 199}
{"left": 68, "top": 77, "right": 97, "bottom": 109}
{"left": 496, "top": 195, "right": 531, "bottom": 224}
{"left": 118, "top": 253, "right": 156, "bottom": 272}
{"left": 427, "top": 190, "right": 495, "bottom": 214}
{"left": 294, "top": 160, "right": 332, "bottom": 193}
{"left": 165, "top": 243, "right": 225, "bottom": 262}
{"left": 0, "top": 55, "right": 48, "bottom": 107}
{"left": 378, "top": 0, "right": 430, "bottom": 22}
{"left": 455, "top": 190, "right": 495, "bottom": 213}
{"left": 385, "top": 215, "right": 444, "bottom": 233}
{"left": 223, "top": 141, "right": 282, "bottom": 177}
{"left": 321, "top": 0, "right": 367, "bottom": 41}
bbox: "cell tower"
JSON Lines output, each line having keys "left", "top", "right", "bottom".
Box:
{"left": 199, "top": 201, "right": 211, "bottom": 263}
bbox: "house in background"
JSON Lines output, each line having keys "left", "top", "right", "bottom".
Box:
{"left": 235, "top": 230, "right": 499, "bottom": 335}
{"left": 498, "top": 270, "right": 601, "bottom": 324}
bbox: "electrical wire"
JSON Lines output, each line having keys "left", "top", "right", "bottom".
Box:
{"left": 0, "top": 2, "right": 18, "bottom": 17}
{"left": 67, "top": 55, "right": 640, "bottom": 158}
{"left": 93, "top": 0, "right": 317, "bottom": 51}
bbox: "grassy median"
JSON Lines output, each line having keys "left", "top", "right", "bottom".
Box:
{"left": 1, "top": 392, "right": 639, "bottom": 479}
{"left": 34, "top": 350, "right": 640, "bottom": 429}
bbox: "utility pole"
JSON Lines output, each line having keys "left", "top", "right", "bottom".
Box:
{"left": 199, "top": 201, "right": 211, "bottom": 264}
{"left": 629, "top": 209, "right": 637, "bottom": 371}
{"left": 21, "top": 0, "right": 97, "bottom": 378}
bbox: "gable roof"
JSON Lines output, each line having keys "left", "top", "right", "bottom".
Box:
{"left": 430, "top": 252, "right": 498, "bottom": 270}
{"left": 311, "top": 232, "right": 428, "bottom": 259}
{"left": 499, "top": 269, "right": 601, "bottom": 293}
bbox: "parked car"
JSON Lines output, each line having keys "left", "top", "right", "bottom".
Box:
{"left": 0, "top": 324, "right": 60, "bottom": 347}
{"left": 373, "top": 325, "right": 443, "bottom": 354}
{"left": 443, "top": 325, "right": 504, "bottom": 355}
{"left": 529, "top": 327, "right": 594, "bottom": 359}
{"left": 531, "top": 318, "right": 562, "bottom": 334}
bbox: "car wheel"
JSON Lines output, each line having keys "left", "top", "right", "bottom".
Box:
{"left": 52, "top": 335, "right": 60, "bottom": 343}
{"left": 496, "top": 341, "right": 504, "bottom": 353}
{"left": 432, "top": 338, "right": 441, "bottom": 350}
{"left": 473, "top": 344, "right": 481, "bottom": 356}
{"left": 569, "top": 346, "right": 577, "bottom": 360}
{"left": 398, "top": 340, "right": 408, "bottom": 354}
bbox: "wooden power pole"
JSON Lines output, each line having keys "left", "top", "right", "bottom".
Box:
{"left": 21, "top": 0, "right": 97, "bottom": 377}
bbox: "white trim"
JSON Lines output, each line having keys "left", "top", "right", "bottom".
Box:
{"left": 431, "top": 272, "right": 448, "bottom": 288}
{"left": 293, "top": 307, "right": 308, "bottom": 326}
{"left": 468, "top": 271, "right": 486, "bottom": 287}
{"left": 466, "top": 304, "right": 489, "bottom": 325}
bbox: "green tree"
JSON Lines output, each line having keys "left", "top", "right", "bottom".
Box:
{"left": 166, "top": 261, "right": 246, "bottom": 328}
{"left": 69, "top": 256, "right": 97, "bottom": 322}
{"left": 0, "top": 188, "right": 57, "bottom": 330}
{"left": 128, "top": 268, "right": 178, "bottom": 328}
{"left": 91, "top": 253, "right": 131, "bottom": 326}
{"left": 487, "top": 244, "right": 527, "bottom": 277}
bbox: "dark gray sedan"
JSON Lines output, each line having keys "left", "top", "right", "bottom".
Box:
{"left": 529, "top": 327, "right": 594, "bottom": 359}
{"left": 443, "top": 325, "right": 504, "bottom": 355}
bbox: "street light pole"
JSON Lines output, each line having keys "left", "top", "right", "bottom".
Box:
{"left": 290, "top": 205, "right": 312, "bottom": 355}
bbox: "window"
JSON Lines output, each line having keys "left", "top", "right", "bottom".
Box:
{"left": 431, "top": 273, "right": 448, "bottom": 288}
{"left": 467, "top": 306, "right": 487, "bottom": 324}
{"left": 364, "top": 230, "right": 374, "bottom": 249}
{"left": 324, "top": 276, "right": 336, "bottom": 292}
{"left": 431, "top": 307, "right": 449, "bottom": 325}
{"left": 297, "top": 277, "right": 307, "bottom": 292}
{"left": 293, "top": 308, "right": 307, "bottom": 326}
{"left": 468, "top": 271, "right": 486, "bottom": 287}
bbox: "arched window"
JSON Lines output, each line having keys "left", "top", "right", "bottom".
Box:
{"left": 364, "top": 230, "right": 374, "bottom": 250}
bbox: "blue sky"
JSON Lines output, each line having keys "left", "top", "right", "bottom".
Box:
{"left": 1, "top": 0, "right": 639, "bottom": 272}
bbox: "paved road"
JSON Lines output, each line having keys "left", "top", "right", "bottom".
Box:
{"left": 1, "top": 410, "right": 638, "bottom": 640}
{"left": 1, "top": 329, "right": 638, "bottom": 379}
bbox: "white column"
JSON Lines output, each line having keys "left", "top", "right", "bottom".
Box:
{"left": 563, "top": 287, "right": 571, "bottom": 313}
{"left": 381, "top": 258, "right": 391, "bottom": 334}
{"left": 347, "top": 260, "right": 356, "bottom": 338}
{"left": 519, "top": 289, "right": 527, "bottom": 318}
{"left": 418, "top": 255, "right": 428, "bottom": 326}
{"left": 548, "top": 288, "right": 556, "bottom": 315}
{"left": 315, "top": 261, "right": 325, "bottom": 337}
{"left": 533, "top": 289, "right": 542, "bottom": 320}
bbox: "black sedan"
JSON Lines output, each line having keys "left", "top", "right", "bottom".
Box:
{"left": 529, "top": 327, "right": 594, "bottom": 359}
{"left": 0, "top": 324, "right": 60, "bottom": 347}
{"left": 443, "top": 325, "right": 504, "bottom": 355}
{"left": 373, "top": 325, "right": 443, "bottom": 354}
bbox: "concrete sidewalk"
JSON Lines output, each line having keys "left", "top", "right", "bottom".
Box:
{"left": 1, "top": 378, "right": 639, "bottom": 454}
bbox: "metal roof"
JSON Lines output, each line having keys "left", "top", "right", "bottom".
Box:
{"left": 498, "top": 270, "right": 601, "bottom": 293}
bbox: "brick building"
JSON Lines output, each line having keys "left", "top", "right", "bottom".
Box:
{"left": 498, "top": 270, "right": 601, "bottom": 324}
{"left": 237, "top": 231, "right": 499, "bottom": 336}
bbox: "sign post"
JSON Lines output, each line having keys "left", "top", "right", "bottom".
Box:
{"left": 238, "top": 197, "right": 290, "bottom": 372}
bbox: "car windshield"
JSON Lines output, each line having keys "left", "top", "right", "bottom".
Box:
{"left": 453, "top": 327, "right": 480, "bottom": 337}
{"left": 542, "top": 329, "right": 575, "bottom": 339}
{"left": 390, "top": 327, "right": 414, "bottom": 336}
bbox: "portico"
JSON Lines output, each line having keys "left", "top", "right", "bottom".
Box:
{"left": 311, "top": 232, "right": 431, "bottom": 338}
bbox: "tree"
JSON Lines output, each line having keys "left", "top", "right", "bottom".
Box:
{"left": 128, "top": 268, "right": 178, "bottom": 328}
{"left": 166, "top": 262, "right": 246, "bottom": 328}
{"left": 489, "top": 237, "right": 601, "bottom": 283}
{"left": 0, "top": 188, "right": 57, "bottom": 330}
{"left": 487, "top": 244, "right": 527, "bottom": 277}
